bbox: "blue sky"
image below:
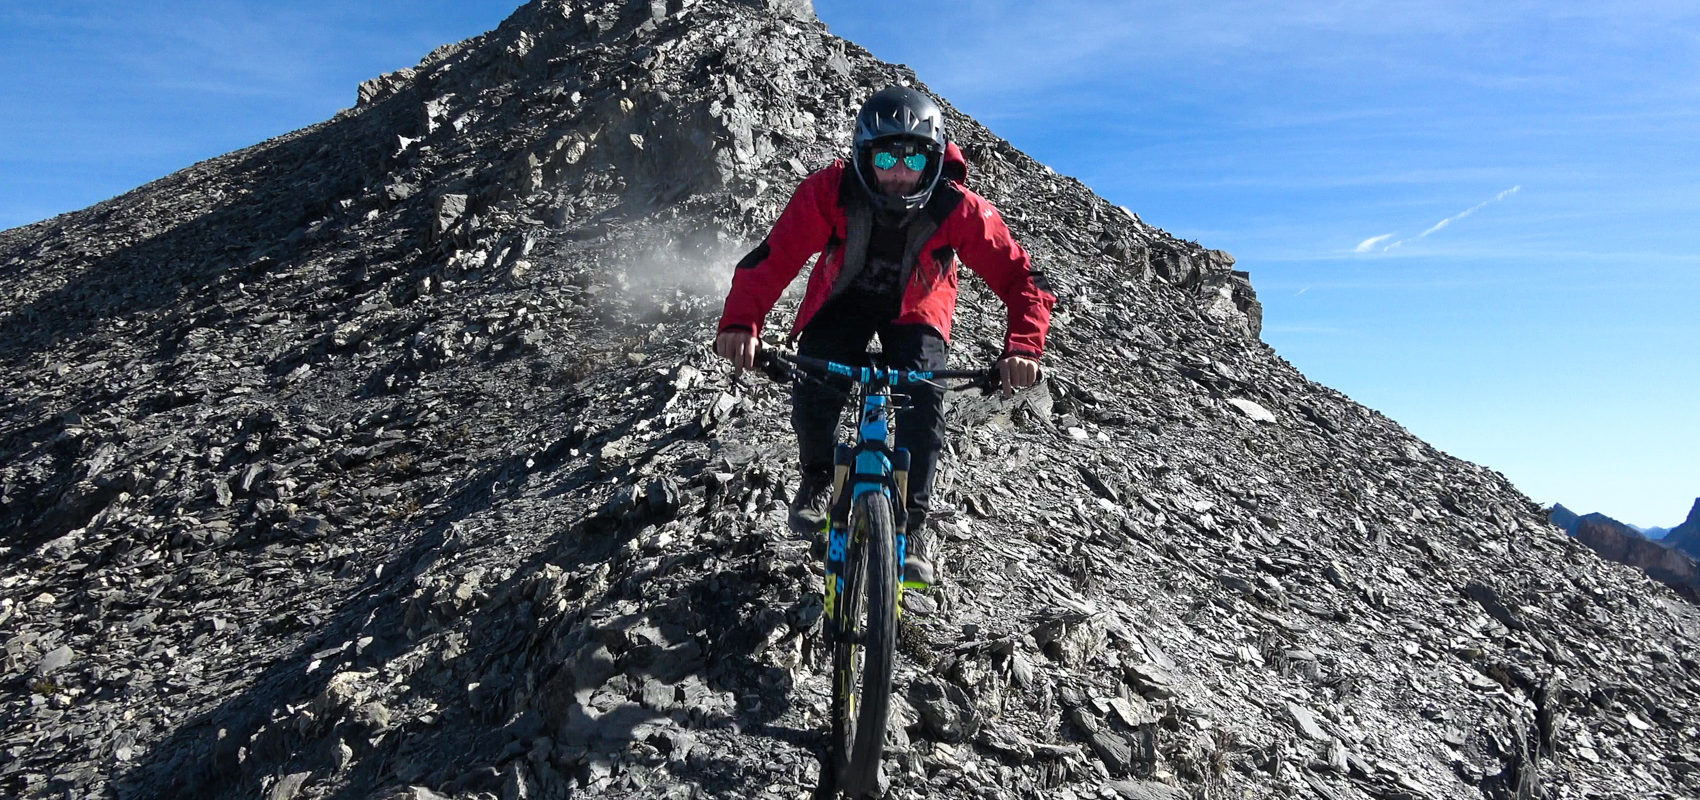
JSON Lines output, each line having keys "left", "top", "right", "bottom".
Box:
{"left": 3, "top": 1, "right": 1696, "bottom": 527}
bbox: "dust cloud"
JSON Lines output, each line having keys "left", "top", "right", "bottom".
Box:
{"left": 608, "top": 225, "right": 807, "bottom": 326}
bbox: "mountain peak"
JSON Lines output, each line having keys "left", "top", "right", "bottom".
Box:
{"left": 1665, "top": 496, "right": 1700, "bottom": 558}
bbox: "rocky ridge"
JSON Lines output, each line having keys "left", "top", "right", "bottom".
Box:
{"left": 1547, "top": 505, "right": 1583, "bottom": 537}
{"left": 1663, "top": 500, "right": 1700, "bottom": 560}
{"left": 2, "top": 1, "right": 1697, "bottom": 799}
{"left": 1548, "top": 505, "right": 1700, "bottom": 600}
{"left": 1570, "top": 519, "right": 1699, "bottom": 603}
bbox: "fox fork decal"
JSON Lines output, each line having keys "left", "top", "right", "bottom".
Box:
{"left": 823, "top": 524, "right": 849, "bottom": 625}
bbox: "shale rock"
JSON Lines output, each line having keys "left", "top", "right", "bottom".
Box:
{"left": 2, "top": 1, "right": 1697, "bottom": 799}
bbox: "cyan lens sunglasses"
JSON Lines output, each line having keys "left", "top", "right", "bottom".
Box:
{"left": 873, "top": 150, "right": 928, "bottom": 171}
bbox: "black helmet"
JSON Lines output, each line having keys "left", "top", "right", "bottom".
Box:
{"left": 851, "top": 86, "right": 948, "bottom": 215}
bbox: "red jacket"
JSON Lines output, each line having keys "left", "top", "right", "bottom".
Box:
{"left": 717, "top": 143, "right": 1056, "bottom": 358}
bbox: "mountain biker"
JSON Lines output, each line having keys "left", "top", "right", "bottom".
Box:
{"left": 714, "top": 86, "right": 1056, "bottom": 587}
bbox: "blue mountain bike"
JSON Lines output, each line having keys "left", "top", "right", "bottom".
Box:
{"left": 756, "top": 348, "right": 997, "bottom": 799}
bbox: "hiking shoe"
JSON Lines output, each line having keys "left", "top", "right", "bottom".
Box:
{"left": 903, "top": 523, "right": 939, "bottom": 587}
{"left": 788, "top": 468, "right": 833, "bottom": 536}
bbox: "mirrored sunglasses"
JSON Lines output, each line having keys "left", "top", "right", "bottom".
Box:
{"left": 873, "top": 150, "right": 929, "bottom": 171}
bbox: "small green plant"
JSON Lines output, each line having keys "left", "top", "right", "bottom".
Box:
{"left": 441, "top": 423, "right": 473, "bottom": 446}
{"left": 1208, "top": 728, "right": 1238, "bottom": 785}
{"left": 897, "top": 619, "right": 936, "bottom": 667}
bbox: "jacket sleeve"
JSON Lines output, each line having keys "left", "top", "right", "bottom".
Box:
{"left": 717, "top": 168, "right": 838, "bottom": 339}
{"left": 953, "top": 196, "right": 1057, "bottom": 358}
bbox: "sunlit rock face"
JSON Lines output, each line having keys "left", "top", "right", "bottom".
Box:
{"left": 1, "top": 2, "right": 1694, "bottom": 799}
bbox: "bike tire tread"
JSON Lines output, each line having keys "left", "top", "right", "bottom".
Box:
{"left": 844, "top": 492, "right": 898, "bottom": 797}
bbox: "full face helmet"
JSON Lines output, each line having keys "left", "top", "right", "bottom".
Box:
{"left": 851, "top": 86, "right": 948, "bottom": 215}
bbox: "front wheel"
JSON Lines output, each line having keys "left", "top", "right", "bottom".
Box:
{"left": 829, "top": 491, "right": 898, "bottom": 798}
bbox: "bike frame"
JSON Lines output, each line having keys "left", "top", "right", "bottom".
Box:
{"left": 822, "top": 370, "right": 912, "bottom": 635}
{"left": 797, "top": 359, "right": 988, "bottom": 629}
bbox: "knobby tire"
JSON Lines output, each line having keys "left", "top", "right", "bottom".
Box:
{"left": 830, "top": 492, "right": 898, "bottom": 798}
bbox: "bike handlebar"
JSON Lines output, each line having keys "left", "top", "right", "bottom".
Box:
{"left": 755, "top": 348, "right": 1001, "bottom": 392}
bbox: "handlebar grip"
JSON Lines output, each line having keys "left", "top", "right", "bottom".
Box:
{"left": 975, "top": 363, "right": 1042, "bottom": 394}
{"left": 753, "top": 349, "right": 796, "bottom": 383}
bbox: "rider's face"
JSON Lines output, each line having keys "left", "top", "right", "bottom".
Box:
{"left": 875, "top": 159, "right": 921, "bottom": 196}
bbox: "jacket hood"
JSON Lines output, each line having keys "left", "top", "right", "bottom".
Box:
{"left": 941, "top": 140, "right": 967, "bottom": 184}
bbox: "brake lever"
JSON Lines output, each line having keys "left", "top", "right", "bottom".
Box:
{"left": 752, "top": 350, "right": 799, "bottom": 384}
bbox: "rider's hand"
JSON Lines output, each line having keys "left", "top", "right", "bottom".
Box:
{"left": 715, "top": 329, "right": 759, "bottom": 371}
{"left": 998, "top": 355, "right": 1040, "bottom": 398}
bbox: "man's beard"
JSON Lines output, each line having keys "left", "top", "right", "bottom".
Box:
{"left": 881, "top": 179, "right": 918, "bottom": 197}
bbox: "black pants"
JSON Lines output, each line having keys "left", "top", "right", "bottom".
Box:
{"left": 794, "top": 294, "right": 947, "bottom": 532}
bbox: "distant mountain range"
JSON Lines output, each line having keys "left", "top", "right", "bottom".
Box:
{"left": 1549, "top": 499, "right": 1700, "bottom": 599}
{"left": 1667, "top": 498, "right": 1700, "bottom": 557}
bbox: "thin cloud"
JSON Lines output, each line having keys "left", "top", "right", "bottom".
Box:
{"left": 1383, "top": 185, "right": 1521, "bottom": 250}
{"left": 1418, "top": 185, "right": 1521, "bottom": 237}
{"left": 1355, "top": 233, "right": 1395, "bottom": 252}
